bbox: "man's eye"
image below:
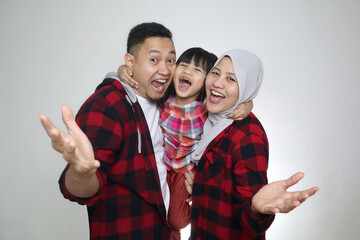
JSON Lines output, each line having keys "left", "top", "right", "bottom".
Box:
{"left": 168, "top": 59, "right": 175, "bottom": 64}
{"left": 151, "top": 58, "right": 158, "bottom": 63}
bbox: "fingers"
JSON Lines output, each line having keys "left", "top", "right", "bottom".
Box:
{"left": 278, "top": 187, "right": 319, "bottom": 213}
{"left": 185, "top": 171, "right": 194, "bottom": 185}
{"left": 297, "top": 186, "right": 319, "bottom": 202}
{"left": 283, "top": 172, "right": 304, "bottom": 190}
{"left": 61, "top": 105, "right": 80, "bottom": 136}
{"left": 40, "top": 114, "right": 67, "bottom": 153}
{"left": 40, "top": 114, "right": 56, "bottom": 137}
{"left": 185, "top": 179, "right": 193, "bottom": 195}
{"left": 61, "top": 105, "right": 75, "bottom": 124}
{"left": 126, "top": 69, "right": 138, "bottom": 89}
{"left": 184, "top": 171, "right": 194, "bottom": 195}
{"left": 226, "top": 104, "right": 243, "bottom": 120}
{"left": 227, "top": 101, "right": 253, "bottom": 120}
{"left": 118, "top": 64, "right": 138, "bottom": 89}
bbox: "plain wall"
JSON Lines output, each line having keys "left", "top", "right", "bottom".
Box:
{"left": 1, "top": 0, "right": 359, "bottom": 239}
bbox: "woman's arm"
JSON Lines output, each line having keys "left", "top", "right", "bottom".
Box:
{"left": 251, "top": 172, "right": 319, "bottom": 216}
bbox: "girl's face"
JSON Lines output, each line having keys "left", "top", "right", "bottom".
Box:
{"left": 173, "top": 59, "right": 207, "bottom": 105}
{"left": 205, "top": 57, "right": 239, "bottom": 113}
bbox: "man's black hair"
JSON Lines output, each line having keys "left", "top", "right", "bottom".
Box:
{"left": 159, "top": 47, "right": 218, "bottom": 106}
{"left": 127, "top": 22, "right": 173, "bottom": 56}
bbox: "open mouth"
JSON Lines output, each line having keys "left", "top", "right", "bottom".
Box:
{"left": 151, "top": 79, "right": 167, "bottom": 93}
{"left": 179, "top": 76, "right": 192, "bottom": 91}
{"left": 209, "top": 90, "right": 225, "bottom": 103}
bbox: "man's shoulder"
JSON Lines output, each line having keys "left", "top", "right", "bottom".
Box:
{"left": 77, "top": 78, "right": 130, "bottom": 117}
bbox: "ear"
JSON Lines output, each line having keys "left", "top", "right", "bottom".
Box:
{"left": 124, "top": 53, "right": 135, "bottom": 71}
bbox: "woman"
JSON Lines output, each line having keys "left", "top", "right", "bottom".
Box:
{"left": 187, "top": 49, "right": 318, "bottom": 239}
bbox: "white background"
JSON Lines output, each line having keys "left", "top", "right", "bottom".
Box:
{"left": 1, "top": 0, "right": 359, "bottom": 239}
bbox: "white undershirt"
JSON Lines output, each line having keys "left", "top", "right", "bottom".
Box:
{"left": 137, "top": 95, "right": 170, "bottom": 217}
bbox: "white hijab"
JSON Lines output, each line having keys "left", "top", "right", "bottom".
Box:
{"left": 191, "top": 49, "right": 264, "bottom": 163}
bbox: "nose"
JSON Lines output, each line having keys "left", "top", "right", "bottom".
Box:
{"left": 183, "top": 67, "right": 192, "bottom": 75}
{"left": 158, "top": 61, "right": 171, "bottom": 76}
{"left": 212, "top": 76, "right": 224, "bottom": 89}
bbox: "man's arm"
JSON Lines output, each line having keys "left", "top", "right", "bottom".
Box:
{"left": 227, "top": 100, "right": 253, "bottom": 120}
{"left": 40, "top": 105, "right": 100, "bottom": 198}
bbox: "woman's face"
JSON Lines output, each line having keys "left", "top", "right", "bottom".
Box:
{"left": 205, "top": 57, "right": 239, "bottom": 113}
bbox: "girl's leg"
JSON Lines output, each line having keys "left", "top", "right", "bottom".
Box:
{"left": 167, "top": 169, "right": 193, "bottom": 239}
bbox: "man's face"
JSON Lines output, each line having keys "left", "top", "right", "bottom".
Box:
{"left": 130, "top": 37, "right": 176, "bottom": 101}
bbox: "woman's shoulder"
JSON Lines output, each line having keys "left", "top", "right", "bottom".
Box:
{"left": 233, "top": 112, "right": 266, "bottom": 136}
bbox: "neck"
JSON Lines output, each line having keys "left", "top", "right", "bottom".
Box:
{"left": 174, "top": 95, "right": 198, "bottom": 105}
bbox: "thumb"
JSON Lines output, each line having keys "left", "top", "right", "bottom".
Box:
{"left": 61, "top": 105, "right": 79, "bottom": 134}
{"left": 264, "top": 206, "right": 280, "bottom": 215}
{"left": 284, "top": 172, "right": 304, "bottom": 190}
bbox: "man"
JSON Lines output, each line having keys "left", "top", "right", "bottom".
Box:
{"left": 41, "top": 22, "right": 176, "bottom": 240}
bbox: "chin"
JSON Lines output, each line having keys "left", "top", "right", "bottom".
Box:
{"left": 149, "top": 91, "right": 165, "bottom": 101}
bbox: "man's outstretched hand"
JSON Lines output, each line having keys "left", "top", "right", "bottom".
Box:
{"left": 40, "top": 105, "right": 100, "bottom": 197}
{"left": 251, "top": 172, "right": 319, "bottom": 217}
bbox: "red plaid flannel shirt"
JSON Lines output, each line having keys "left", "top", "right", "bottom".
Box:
{"left": 190, "top": 113, "right": 274, "bottom": 240}
{"left": 59, "top": 78, "right": 170, "bottom": 240}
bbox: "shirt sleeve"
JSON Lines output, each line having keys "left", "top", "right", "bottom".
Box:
{"left": 58, "top": 93, "right": 124, "bottom": 206}
{"left": 232, "top": 132, "right": 274, "bottom": 234}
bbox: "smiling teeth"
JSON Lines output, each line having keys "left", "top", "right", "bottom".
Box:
{"left": 154, "top": 79, "right": 166, "bottom": 83}
{"left": 211, "top": 90, "right": 224, "bottom": 97}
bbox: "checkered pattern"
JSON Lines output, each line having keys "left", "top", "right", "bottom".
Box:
{"left": 59, "top": 78, "right": 170, "bottom": 240}
{"left": 190, "top": 113, "right": 274, "bottom": 240}
{"left": 159, "top": 96, "right": 207, "bottom": 171}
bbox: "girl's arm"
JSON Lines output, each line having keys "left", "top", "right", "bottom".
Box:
{"left": 117, "top": 64, "right": 138, "bottom": 89}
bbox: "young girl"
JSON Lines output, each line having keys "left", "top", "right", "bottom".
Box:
{"left": 118, "top": 47, "right": 253, "bottom": 239}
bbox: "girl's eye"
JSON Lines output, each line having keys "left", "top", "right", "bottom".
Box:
{"left": 180, "top": 63, "right": 187, "bottom": 67}
{"left": 195, "top": 68, "right": 202, "bottom": 72}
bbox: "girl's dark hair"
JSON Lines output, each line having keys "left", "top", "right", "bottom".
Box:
{"left": 159, "top": 47, "right": 218, "bottom": 106}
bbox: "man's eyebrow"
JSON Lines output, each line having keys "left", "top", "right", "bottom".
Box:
{"left": 148, "top": 50, "right": 176, "bottom": 55}
{"left": 149, "top": 50, "right": 160, "bottom": 54}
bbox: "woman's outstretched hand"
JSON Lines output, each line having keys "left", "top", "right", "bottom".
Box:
{"left": 251, "top": 172, "right": 319, "bottom": 217}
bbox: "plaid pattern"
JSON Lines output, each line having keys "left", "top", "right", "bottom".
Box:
{"left": 159, "top": 96, "right": 207, "bottom": 171}
{"left": 190, "top": 113, "right": 274, "bottom": 240}
{"left": 59, "top": 78, "right": 170, "bottom": 240}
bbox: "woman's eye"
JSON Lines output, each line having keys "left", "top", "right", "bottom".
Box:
{"left": 228, "top": 77, "right": 236, "bottom": 82}
{"left": 211, "top": 71, "right": 219, "bottom": 76}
